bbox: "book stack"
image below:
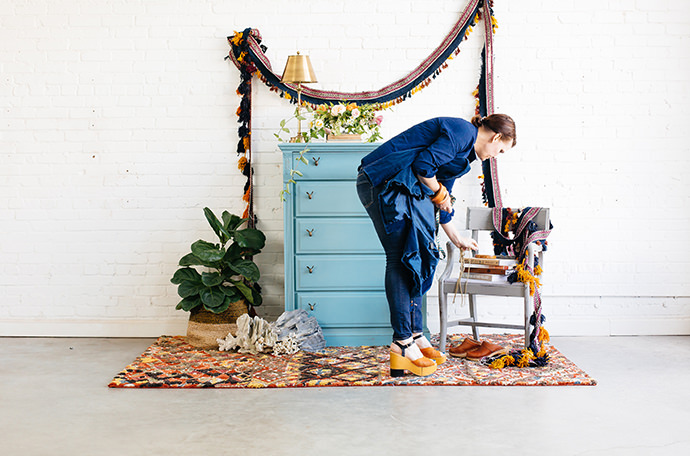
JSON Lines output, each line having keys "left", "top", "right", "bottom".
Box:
{"left": 461, "top": 255, "right": 517, "bottom": 282}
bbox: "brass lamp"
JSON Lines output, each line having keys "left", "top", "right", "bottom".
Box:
{"left": 280, "top": 51, "right": 318, "bottom": 142}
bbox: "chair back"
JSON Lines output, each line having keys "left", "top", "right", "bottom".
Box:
{"left": 466, "top": 207, "right": 550, "bottom": 232}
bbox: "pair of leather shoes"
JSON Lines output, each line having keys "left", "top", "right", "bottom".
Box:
{"left": 448, "top": 337, "right": 508, "bottom": 361}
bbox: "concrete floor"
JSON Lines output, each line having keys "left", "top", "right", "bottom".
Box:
{"left": 1, "top": 336, "right": 689, "bottom": 456}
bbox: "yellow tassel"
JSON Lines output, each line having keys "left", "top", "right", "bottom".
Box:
{"left": 536, "top": 347, "right": 547, "bottom": 358}
{"left": 516, "top": 349, "right": 535, "bottom": 368}
{"left": 538, "top": 326, "right": 550, "bottom": 343}
{"left": 242, "top": 186, "right": 251, "bottom": 203}
{"left": 534, "top": 264, "right": 543, "bottom": 276}
{"left": 237, "top": 156, "right": 248, "bottom": 170}
{"left": 243, "top": 136, "right": 250, "bottom": 150}
{"left": 242, "top": 206, "right": 249, "bottom": 219}
{"left": 490, "top": 357, "right": 505, "bottom": 369}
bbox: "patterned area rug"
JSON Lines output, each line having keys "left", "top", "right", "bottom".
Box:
{"left": 109, "top": 334, "right": 596, "bottom": 388}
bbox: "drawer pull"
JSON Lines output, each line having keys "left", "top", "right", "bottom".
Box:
{"left": 312, "top": 156, "right": 320, "bottom": 166}
{"left": 306, "top": 265, "right": 314, "bottom": 273}
{"left": 308, "top": 302, "right": 316, "bottom": 311}
{"left": 306, "top": 191, "right": 314, "bottom": 199}
{"left": 306, "top": 228, "right": 314, "bottom": 237}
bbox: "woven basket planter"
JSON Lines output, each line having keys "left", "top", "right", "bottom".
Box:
{"left": 185, "top": 300, "right": 248, "bottom": 349}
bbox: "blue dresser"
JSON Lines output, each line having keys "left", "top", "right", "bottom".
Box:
{"left": 280, "top": 142, "right": 429, "bottom": 346}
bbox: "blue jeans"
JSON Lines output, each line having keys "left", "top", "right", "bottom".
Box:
{"left": 356, "top": 171, "right": 423, "bottom": 341}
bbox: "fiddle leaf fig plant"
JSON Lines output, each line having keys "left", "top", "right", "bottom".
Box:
{"left": 171, "top": 207, "right": 265, "bottom": 314}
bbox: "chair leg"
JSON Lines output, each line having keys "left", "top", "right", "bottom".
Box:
{"left": 439, "top": 288, "right": 448, "bottom": 352}
{"left": 469, "top": 294, "right": 479, "bottom": 341}
{"left": 523, "top": 285, "right": 531, "bottom": 349}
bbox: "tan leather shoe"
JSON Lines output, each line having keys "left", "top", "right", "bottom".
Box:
{"left": 465, "top": 340, "right": 508, "bottom": 361}
{"left": 420, "top": 347, "right": 447, "bottom": 365}
{"left": 448, "top": 337, "right": 481, "bottom": 358}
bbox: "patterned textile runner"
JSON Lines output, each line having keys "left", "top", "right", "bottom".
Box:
{"left": 228, "top": 0, "right": 484, "bottom": 106}
{"left": 109, "top": 334, "right": 596, "bottom": 388}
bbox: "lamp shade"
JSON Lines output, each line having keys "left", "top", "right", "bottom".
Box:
{"left": 280, "top": 52, "right": 318, "bottom": 84}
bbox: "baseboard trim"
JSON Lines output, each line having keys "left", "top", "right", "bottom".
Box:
{"left": 2, "top": 316, "right": 689, "bottom": 338}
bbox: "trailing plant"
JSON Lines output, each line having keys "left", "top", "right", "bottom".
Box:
{"left": 171, "top": 207, "right": 265, "bottom": 314}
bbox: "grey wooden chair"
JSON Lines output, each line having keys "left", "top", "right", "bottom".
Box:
{"left": 437, "top": 207, "right": 550, "bottom": 352}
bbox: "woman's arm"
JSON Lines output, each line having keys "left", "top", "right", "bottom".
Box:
{"left": 417, "top": 175, "right": 453, "bottom": 213}
{"left": 441, "top": 221, "right": 479, "bottom": 251}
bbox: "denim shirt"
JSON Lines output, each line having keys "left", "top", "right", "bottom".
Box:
{"left": 378, "top": 166, "right": 438, "bottom": 297}
{"left": 360, "top": 117, "right": 478, "bottom": 224}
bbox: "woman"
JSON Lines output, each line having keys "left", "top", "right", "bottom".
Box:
{"left": 356, "top": 114, "right": 516, "bottom": 377}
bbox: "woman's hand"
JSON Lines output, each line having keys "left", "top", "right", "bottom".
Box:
{"left": 441, "top": 222, "right": 479, "bottom": 251}
{"left": 437, "top": 195, "right": 453, "bottom": 213}
{"left": 454, "top": 236, "right": 478, "bottom": 251}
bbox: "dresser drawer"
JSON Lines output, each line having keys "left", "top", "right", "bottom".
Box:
{"left": 295, "top": 254, "right": 385, "bottom": 291}
{"left": 294, "top": 181, "right": 365, "bottom": 216}
{"left": 281, "top": 143, "right": 380, "bottom": 181}
{"left": 297, "top": 292, "right": 389, "bottom": 327}
{"left": 295, "top": 218, "right": 382, "bottom": 254}
{"left": 288, "top": 152, "right": 362, "bottom": 180}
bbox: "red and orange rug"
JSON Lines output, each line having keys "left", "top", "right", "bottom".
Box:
{"left": 109, "top": 334, "right": 596, "bottom": 388}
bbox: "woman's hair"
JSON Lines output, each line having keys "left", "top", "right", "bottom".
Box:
{"left": 471, "top": 113, "right": 516, "bottom": 147}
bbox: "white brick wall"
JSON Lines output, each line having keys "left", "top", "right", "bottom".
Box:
{"left": 1, "top": 0, "right": 689, "bottom": 336}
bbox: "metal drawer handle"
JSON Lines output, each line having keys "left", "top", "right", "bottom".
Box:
{"left": 306, "top": 229, "right": 314, "bottom": 237}
{"left": 308, "top": 302, "right": 316, "bottom": 311}
{"left": 306, "top": 265, "right": 314, "bottom": 273}
{"left": 312, "top": 156, "right": 320, "bottom": 166}
{"left": 306, "top": 191, "right": 314, "bottom": 199}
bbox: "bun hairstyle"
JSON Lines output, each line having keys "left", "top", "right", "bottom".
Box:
{"left": 471, "top": 113, "right": 517, "bottom": 147}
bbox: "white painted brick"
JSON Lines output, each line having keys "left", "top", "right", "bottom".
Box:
{"left": 0, "top": 0, "right": 689, "bottom": 336}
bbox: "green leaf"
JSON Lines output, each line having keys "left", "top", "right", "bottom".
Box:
{"left": 201, "top": 271, "right": 223, "bottom": 287}
{"left": 228, "top": 259, "right": 260, "bottom": 282}
{"left": 222, "top": 212, "right": 245, "bottom": 232}
{"left": 250, "top": 288, "right": 263, "bottom": 307}
{"left": 293, "top": 170, "right": 303, "bottom": 177}
{"left": 220, "top": 285, "right": 241, "bottom": 301}
{"left": 299, "top": 156, "right": 309, "bottom": 165}
{"left": 191, "top": 240, "right": 225, "bottom": 263}
{"left": 210, "top": 298, "right": 231, "bottom": 314}
{"left": 280, "top": 119, "right": 286, "bottom": 127}
{"left": 179, "top": 253, "right": 205, "bottom": 267}
{"left": 178, "top": 280, "right": 202, "bottom": 299}
{"left": 233, "top": 229, "right": 266, "bottom": 250}
{"left": 176, "top": 295, "right": 202, "bottom": 312}
{"left": 171, "top": 267, "right": 201, "bottom": 285}
{"left": 232, "top": 280, "right": 254, "bottom": 304}
{"left": 200, "top": 286, "right": 226, "bottom": 309}
{"left": 204, "top": 207, "right": 230, "bottom": 244}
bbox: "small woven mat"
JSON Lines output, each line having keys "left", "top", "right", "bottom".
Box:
{"left": 109, "top": 334, "right": 596, "bottom": 388}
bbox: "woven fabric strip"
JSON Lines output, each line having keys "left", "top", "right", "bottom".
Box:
{"left": 229, "top": 0, "right": 483, "bottom": 105}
